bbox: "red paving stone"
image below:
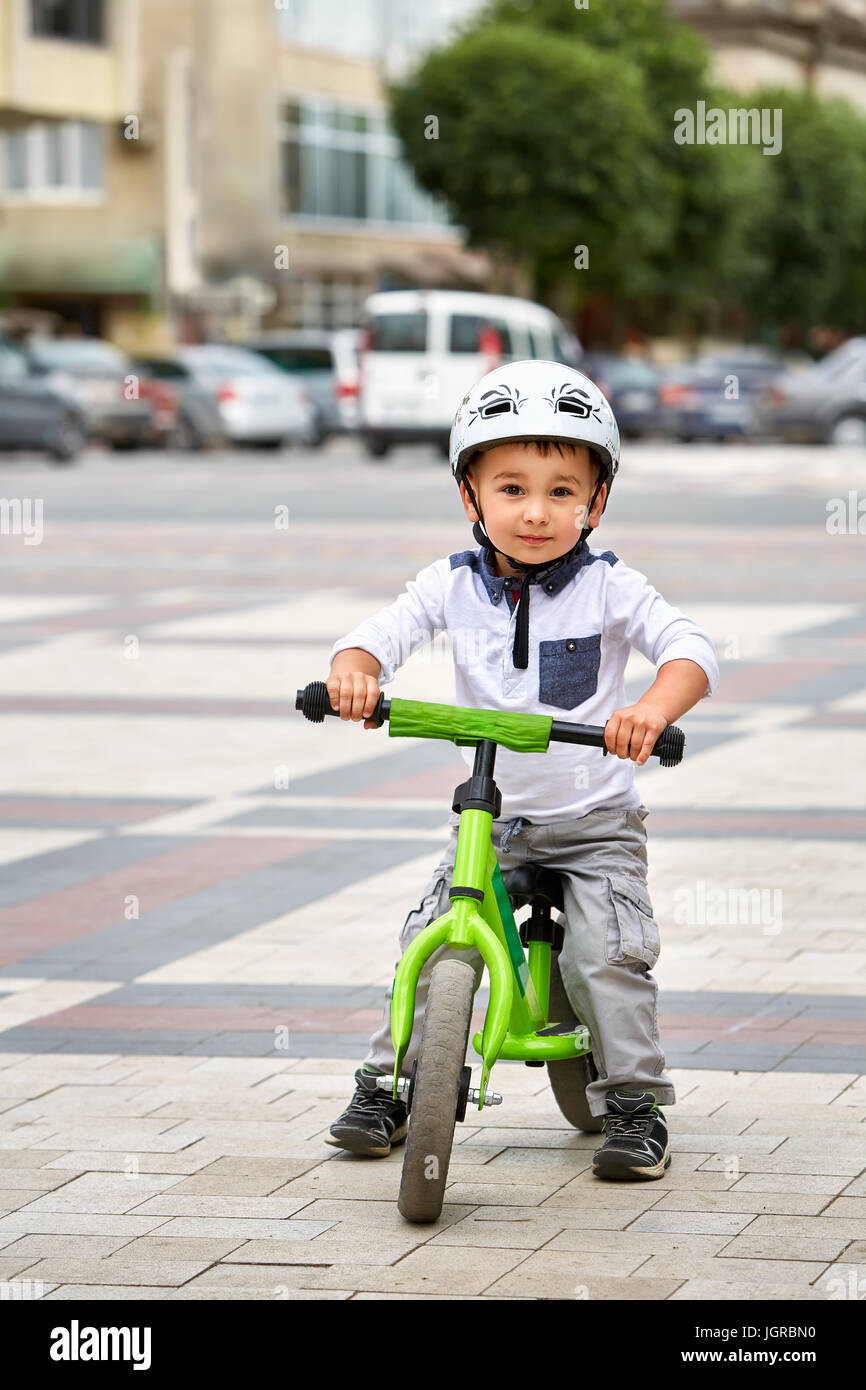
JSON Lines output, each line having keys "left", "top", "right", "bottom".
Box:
{"left": 16, "top": 1005, "right": 866, "bottom": 1045}
{"left": 23, "top": 1005, "right": 385, "bottom": 1033}
{"left": 358, "top": 763, "right": 465, "bottom": 802}
{"left": 0, "top": 836, "right": 330, "bottom": 968}
{"left": 711, "top": 660, "right": 838, "bottom": 703}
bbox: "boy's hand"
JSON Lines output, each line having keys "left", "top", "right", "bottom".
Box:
{"left": 604, "top": 701, "right": 668, "bottom": 765}
{"left": 326, "top": 672, "right": 381, "bottom": 729}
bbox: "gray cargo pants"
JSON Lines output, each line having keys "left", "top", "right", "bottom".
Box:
{"left": 363, "top": 806, "right": 675, "bottom": 1117}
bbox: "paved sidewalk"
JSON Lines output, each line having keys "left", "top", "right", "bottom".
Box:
{"left": 1, "top": 444, "right": 864, "bottom": 1300}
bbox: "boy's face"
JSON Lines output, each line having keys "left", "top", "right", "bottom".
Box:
{"left": 459, "top": 442, "right": 607, "bottom": 578}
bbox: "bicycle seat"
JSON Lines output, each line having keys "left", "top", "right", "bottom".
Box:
{"left": 501, "top": 863, "right": 564, "bottom": 913}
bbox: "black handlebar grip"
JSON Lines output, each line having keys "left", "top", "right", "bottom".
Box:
{"left": 295, "top": 681, "right": 338, "bottom": 721}
{"left": 652, "top": 724, "right": 685, "bottom": 767}
{"left": 295, "top": 681, "right": 387, "bottom": 727}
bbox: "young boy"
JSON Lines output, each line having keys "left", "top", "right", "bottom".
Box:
{"left": 324, "top": 360, "right": 718, "bottom": 1180}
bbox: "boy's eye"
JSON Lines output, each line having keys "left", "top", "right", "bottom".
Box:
{"left": 501, "top": 485, "right": 572, "bottom": 497}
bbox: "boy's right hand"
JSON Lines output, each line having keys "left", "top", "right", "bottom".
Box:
{"left": 326, "top": 673, "right": 381, "bottom": 729}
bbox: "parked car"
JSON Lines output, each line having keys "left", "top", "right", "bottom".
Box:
{"left": 657, "top": 347, "right": 788, "bottom": 441}
{"left": 752, "top": 337, "right": 866, "bottom": 446}
{"left": 239, "top": 329, "right": 362, "bottom": 446}
{"left": 580, "top": 353, "right": 663, "bottom": 439}
{"left": 173, "top": 345, "right": 314, "bottom": 447}
{"left": 24, "top": 337, "right": 154, "bottom": 448}
{"left": 131, "top": 356, "right": 226, "bottom": 449}
{"left": 358, "top": 289, "right": 581, "bottom": 457}
{"left": 0, "top": 337, "right": 87, "bottom": 463}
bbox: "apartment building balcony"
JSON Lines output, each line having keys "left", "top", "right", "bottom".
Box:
{"left": 0, "top": 0, "right": 139, "bottom": 124}
{"left": 672, "top": 0, "right": 866, "bottom": 107}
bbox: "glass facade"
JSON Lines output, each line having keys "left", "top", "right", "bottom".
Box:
{"left": 278, "top": 97, "right": 449, "bottom": 226}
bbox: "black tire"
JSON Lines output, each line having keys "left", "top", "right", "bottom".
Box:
{"left": 46, "top": 412, "right": 85, "bottom": 464}
{"left": 546, "top": 952, "right": 603, "bottom": 1132}
{"left": 398, "top": 958, "right": 475, "bottom": 1224}
{"left": 363, "top": 434, "right": 391, "bottom": 459}
{"left": 302, "top": 413, "right": 328, "bottom": 449}
{"left": 828, "top": 413, "right": 866, "bottom": 448}
{"left": 169, "top": 413, "right": 206, "bottom": 452}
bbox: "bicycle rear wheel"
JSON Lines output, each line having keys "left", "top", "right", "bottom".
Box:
{"left": 397, "top": 958, "right": 475, "bottom": 1223}
{"left": 546, "top": 952, "right": 604, "bottom": 1133}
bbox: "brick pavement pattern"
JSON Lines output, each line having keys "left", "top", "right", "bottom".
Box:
{"left": 0, "top": 442, "right": 864, "bottom": 1300}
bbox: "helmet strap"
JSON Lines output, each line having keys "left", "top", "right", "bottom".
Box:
{"left": 462, "top": 470, "right": 604, "bottom": 671}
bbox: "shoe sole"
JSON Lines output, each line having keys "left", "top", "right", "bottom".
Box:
{"left": 324, "top": 1121, "right": 409, "bottom": 1158}
{"left": 592, "top": 1151, "right": 671, "bottom": 1181}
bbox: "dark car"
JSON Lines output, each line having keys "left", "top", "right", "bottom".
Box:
{"left": 580, "top": 353, "right": 663, "bottom": 438}
{"left": 658, "top": 348, "right": 788, "bottom": 441}
{"left": 752, "top": 337, "right": 866, "bottom": 446}
{"left": 25, "top": 337, "right": 154, "bottom": 449}
{"left": 131, "top": 356, "right": 226, "bottom": 450}
{"left": 0, "top": 338, "right": 87, "bottom": 463}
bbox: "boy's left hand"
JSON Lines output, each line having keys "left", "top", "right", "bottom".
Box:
{"left": 604, "top": 701, "right": 669, "bottom": 765}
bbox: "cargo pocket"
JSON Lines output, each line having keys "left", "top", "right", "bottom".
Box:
{"left": 605, "top": 873, "right": 660, "bottom": 970}
{"left": 538, "top": 634, "right": 602, "bottom": 710}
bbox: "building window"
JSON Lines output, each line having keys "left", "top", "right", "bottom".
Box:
{"left": 283, "top": 276, "right": 367, "bottom": 330}
{"left": 278, "top": 96, "right": 450, "bottom": 228}
{"left": 30, "top": 0, "right": 106, "bottom": 43}
{"left": 2, "top": 120, "right": 104, "bottom": 199}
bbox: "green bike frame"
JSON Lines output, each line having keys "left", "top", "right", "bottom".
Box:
{"left": 387, "top": 697, "right": 592, "bottom": 1109}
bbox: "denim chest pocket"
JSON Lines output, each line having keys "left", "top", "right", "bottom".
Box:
{"left": 538, "top": 634, "right": 602, "bottom": 710}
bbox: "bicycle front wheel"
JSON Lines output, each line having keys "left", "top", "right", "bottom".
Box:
{"left": 397, "top": 958, "right": 475, "bottom": 1224}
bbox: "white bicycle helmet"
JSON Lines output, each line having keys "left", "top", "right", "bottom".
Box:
{"left": 449, "top": 359, "right": 621, "bottom": 670}
{"left": 450, "top": 358, "right": 620, "bottom": 490}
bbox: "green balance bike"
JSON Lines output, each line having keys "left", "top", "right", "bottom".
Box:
{"left": 295, "top": 681, "right": 684, "bottom": 1223}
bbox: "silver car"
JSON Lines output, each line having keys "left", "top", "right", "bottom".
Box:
{"left": 175, "top": 345, "right": 314, "bottom": 447}
{"left": 752, "top": 337, "right": 866, "bottom": 446}
{"left": 239, "top": 329, "right": 362, "bottom": 446}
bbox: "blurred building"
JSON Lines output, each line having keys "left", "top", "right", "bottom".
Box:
{"left": 2, "top": 1, "right": 865, "bottom": 351}
{"left": 273, "top": 0, "right": 489, "bottom": 332}
{"left": 672, "top": 0, "right": 866, "bottom": 111}
{"left": 0, "top": 0, "right": 487, "bottom": 349}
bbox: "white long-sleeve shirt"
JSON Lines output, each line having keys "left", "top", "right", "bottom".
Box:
{"left": 329, "top": 542, "right": 719, "bottom": 823}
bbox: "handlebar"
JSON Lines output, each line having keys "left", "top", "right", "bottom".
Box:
{"left": 295, "top": 681, "right": 685, "bottom": 767}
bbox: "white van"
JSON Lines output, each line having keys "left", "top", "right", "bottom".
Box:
{"left": 358, "top": 289, "right": 581, "bottom": 457}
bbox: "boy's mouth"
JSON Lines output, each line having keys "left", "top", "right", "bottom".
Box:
{"left": 517, "top": 535, "right": 552, "bottom": 545}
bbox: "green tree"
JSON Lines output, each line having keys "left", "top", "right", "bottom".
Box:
{"left": 734, "top": 87, "right": 866, "bottom": 334}
{"left": 388, "top": 0, "right": 756, "bottom": 332}
{"left": 389, "top": 23, "right": 668, "bottom": 305}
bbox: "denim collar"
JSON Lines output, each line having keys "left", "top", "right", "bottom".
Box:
{"left": 475, "top": 541, "right": 592, "bottom": 606}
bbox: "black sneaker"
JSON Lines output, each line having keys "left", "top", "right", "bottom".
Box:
{"left": 324, "top": 1066, "right": 408, "bottom": 1157}
{"left": 592, "top": 1089, "right": 671, "bottom": 1181}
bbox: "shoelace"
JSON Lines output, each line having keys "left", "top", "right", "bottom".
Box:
{"left": 347, "top": 1083, "right": 403, "bottom": 1116}
{"left": 603, "top": 1110, "right": 654, "bottom": 1139}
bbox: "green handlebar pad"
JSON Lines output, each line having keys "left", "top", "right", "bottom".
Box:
{"left": 388, "top": 698, "right": 552, "bottom": 753}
